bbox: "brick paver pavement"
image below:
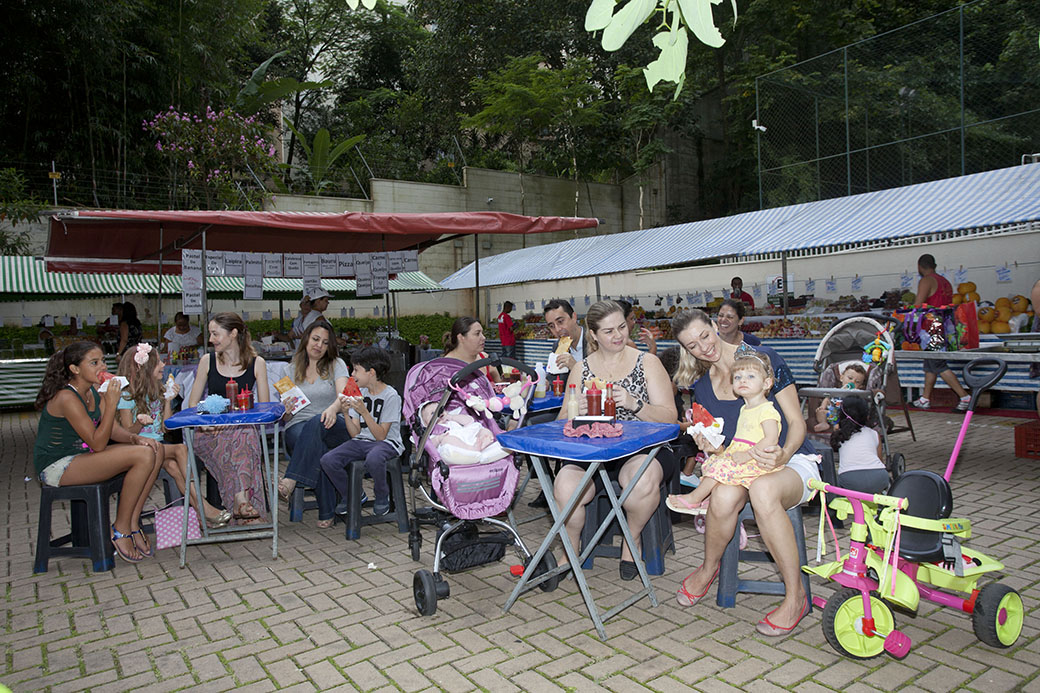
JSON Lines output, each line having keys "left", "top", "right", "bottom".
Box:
{"left": 1, "top": 407, "right": 1037, "bottom": 691}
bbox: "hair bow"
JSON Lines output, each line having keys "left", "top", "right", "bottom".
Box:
{"left": 133, "top": 343, "right": 152, "bottom": 366}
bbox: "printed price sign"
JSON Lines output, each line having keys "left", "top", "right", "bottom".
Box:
{"left": 900, "top": 272, "right": 913, "bottom": 290}
{"left": 851, "top": 276, "right": 863, "bottom": 292}
{"left": 805, "top": 278, "right": 815, "bottom": 294}
{"left": 205, "top": 251, "right": 225, "bottom": 276}
{"left": 954, "top": 268, "right": 968, "bottom": 286}
{"left": 825, "top": 279, "right": 837, "bottom": 293}
{"left": 263, "top": 253, "right": 283, "bottom": 277}
{"left": 995, "top": 265, "right": 1013, "bottom": 283}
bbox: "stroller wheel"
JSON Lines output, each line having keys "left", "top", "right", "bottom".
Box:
{"left": 409, "top": 531, "right": 422, "bottom": 562}
{"left": 887, "top": 453, "right": 905, "bottom": 480}
{"left": 414, "top": 570, "right": 439, "bottom": 616}
{"left": 525, "top": 551, "right": 559, "bottom": 592}
{"left": 972, "top": 583, "right": 1024, "bottom": 648}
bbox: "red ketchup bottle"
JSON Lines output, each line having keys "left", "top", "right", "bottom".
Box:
{"left": 586, "top": 382, "right": 602, "bottom": 416}
{"left": 225, "top": 377, "right": 239, "bottom": 408}
{"left": 237, "top": 388, "right": 251, "bottom": 411}
{"left": 552, "top": 376, "right": 565, "bottom": 397}
{"left": 603, "top": 383, "right": 616, "bottom": 420}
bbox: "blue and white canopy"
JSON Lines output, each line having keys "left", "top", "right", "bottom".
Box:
{"left": 441, "top": 164, "right": 1040, "bottom": 289}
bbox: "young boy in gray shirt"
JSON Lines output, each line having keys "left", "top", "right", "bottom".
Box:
{"left": 319, "top": 346, "right": 403, "bottom": 516}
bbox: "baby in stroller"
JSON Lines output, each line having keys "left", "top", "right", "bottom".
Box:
{"left": 813, "top": 363, "right": 868, "bottom": 433}
{"left": 422, "top": 408, "right": 509, "bottom": 465}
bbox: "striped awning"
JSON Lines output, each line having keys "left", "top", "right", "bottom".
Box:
{"left": 0, "top": 256, "right": 442, "bottom": 297}
{"left": 441, "top": 164, "right": 1040, "bottom": 289}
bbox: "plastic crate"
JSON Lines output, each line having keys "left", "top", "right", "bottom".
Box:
{"left": 1015, "top": 421, "right": 1040, "bottom": 460}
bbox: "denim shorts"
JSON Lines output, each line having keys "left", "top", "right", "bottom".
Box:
{"left": 40, "top": 455, "right": 79, "bottom": 487}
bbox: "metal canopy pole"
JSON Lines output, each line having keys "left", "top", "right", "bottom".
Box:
{"left": 201, "top": 228, "right": 209, "bottom": 351}
{"left": 781, "top": 251, "right": 789, "bottom": 319}
{"left": 474, "top": 233, "right": 480, "bottom": 322}
{"left": 157, "top": 224, "right": 163, "bottom": 348}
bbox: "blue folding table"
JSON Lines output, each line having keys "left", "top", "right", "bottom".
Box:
{"left": 165, "top": 402, "right": 284, "bottom": 567}
{"left": 497, "top": 419, "right": 679, "bottom": 638}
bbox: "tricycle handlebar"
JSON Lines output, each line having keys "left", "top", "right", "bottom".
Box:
{"left": 808, "top": 478, "right": 907, "bottom": 510}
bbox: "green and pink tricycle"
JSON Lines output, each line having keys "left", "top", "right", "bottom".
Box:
{"left": 804, "top": 357, "right": 1024, "bottom": 659}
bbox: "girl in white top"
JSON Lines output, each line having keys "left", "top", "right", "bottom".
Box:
{"left": 831, "top": 395, "right": 889, "bottom": 494}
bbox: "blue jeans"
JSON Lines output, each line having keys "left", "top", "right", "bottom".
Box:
{"left": 320, "top": 439, "right": 399, "bottom": 514}
{"left": 284, "top": 414, "right": 351, "bottom": 516}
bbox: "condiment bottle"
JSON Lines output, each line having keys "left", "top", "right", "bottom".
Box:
{"left": 225, "top": 377, "right": 239, "bottom": 406}
{"left": 586, "top": 382, "right": 602, "bottom": 416}
{"left": 604, "top": 384, "right": 616, "bottom": 420}
{"left": 552, "top": 376, "right": 565, "bottom": 397}
{"left": 533, "top": 363, "right": 547, "bottom": 398}
{"left": 236, "top": 389, "right": 250, "bottom": 411}
{"left": 566, "top": 384, "right": 580, "bottom": 420}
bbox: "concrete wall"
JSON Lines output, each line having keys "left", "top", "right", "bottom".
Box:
{"left": 472, "top": 228, "right": 1040, "bottom": 319}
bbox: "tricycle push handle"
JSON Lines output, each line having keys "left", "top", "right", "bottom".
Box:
{"left": 961, "top": 357, "right": 1007, "bottom": 394}
{"left": 808, "top": 478, "right": 907, "bottom": 510}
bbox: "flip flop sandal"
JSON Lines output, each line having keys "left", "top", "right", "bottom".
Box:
{"left": 130, "top": 529, "right": 154, "bottom": 558}
{"left": 316, "top": 518, "right": 334, "bottom": 529}
{"left": 666, "top": 494, "right": 709, "bottom": 516}
{"left": 111, "top": 526, "right": 143, "bottom": 563}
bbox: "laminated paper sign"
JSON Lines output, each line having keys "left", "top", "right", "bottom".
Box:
{"left": 244, "top": 253, "right": 263, "bottom": 278}
{"left": 403, "top": 250, "right": 419, "bottom": 272}
{"left": 303, "top": 254, "right": 321, "bottom": 278}
{"left": 263, "top": 253, "right": 283, "bottom": 277}
{"left": 337, "top": 253, "right": 355, "bottom": 276}
{"left": 182, "top": 271, "right": 203, "bottom": 315}
{"left": 244, "top": 274, "right": 263, "bottom": 300}
{"left": 371, "top": 253, "right": 388, "bottom": 294}
{"left": 303, "top": 277, "right": 322, "bottom": 297}
{"left": 320, "top": 254, "right": 338, "bottom": 277}
{"left": 388, "top": 251, "right": 404, "bottom": 273}
{"left": 205, "top": 251, "right": 225, "bottom": 276}
{"left": 182, "top": 248, "right": 203, "bottom": 271}
{"left": 284, "top": 254, "right": 303, "bottom": 277}
{"left": 224, "top": 251, "right": 244, "bottom": 276}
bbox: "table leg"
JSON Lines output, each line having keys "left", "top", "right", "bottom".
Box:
{"left": 502, "top": 454, "right": 609, "bottom": 638}
{"left": 180, "top": 428, "right": 204, "bottom": 568}
{"left": 261, "top": 424, "right": 279, "bottom": 558}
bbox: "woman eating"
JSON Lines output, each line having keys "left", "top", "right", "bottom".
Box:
{"left": 186, "top": 312, "right": 271, "bottom": 524}
{"left": 554, "top": 300, "right": 678, "bottom": 581}
{"left": 670, "top": 308, "right": 819, "bottom": 635}
{"left": 276, "top": 321, "right": 351, "bottom": 528}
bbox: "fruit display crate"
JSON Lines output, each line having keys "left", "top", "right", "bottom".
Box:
{"left": 1015, "top": 421, "right": 1040, "bottom": 460}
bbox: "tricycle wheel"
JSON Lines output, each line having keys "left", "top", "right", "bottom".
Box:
{"left": 414, "top": 570, "right": 438, "bottom": 616}
{"left": 822, "top": 588, "right": 894, "bottom": 659}
{"left": 972, "top": 583, "right": 1023, "bottom": 648}
{"left": 525, "top": 551, "right": 559, "bottom": 592}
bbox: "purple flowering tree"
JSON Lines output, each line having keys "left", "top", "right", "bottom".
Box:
{"left": 144, "top": 107, "right": 280, "bottom": 209}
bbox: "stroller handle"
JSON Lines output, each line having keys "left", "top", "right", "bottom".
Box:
{"left": 960, "top": 357, "right": 1007, "bottom": 393}
{"left": 450, "top": 355, "right": 538, "bottom": 385}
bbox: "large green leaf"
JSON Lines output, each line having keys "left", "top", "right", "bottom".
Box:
{"left": 585, "top": 0, "right": 617, "bottom": 31}
{"left": 601, "top": 0, "right": 658, "bottom": 52}
{"left": 644, "top": 29, "right": 689, "bottom": 91}
{"left": 677, "top": 0, "right": 725, "bottom": 48}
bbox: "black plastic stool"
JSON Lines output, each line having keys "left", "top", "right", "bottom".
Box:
{"left": 716, "top": 502, "right": 812, "bottom": 609}
{"left": 344, "top": 456, "right": 409, "bottom": 540}
{"left": 34, "top": 474, "right": 125, "bottom": 573}
{"left": 579, "top": 479, "right": 675, "bottom": 576}
{"left": 288, "top": 485, "right": 318, "bottom": 522}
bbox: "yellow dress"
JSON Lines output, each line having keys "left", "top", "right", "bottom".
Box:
{"left": 702, "top": 400, "right": 782, "bottom": 488}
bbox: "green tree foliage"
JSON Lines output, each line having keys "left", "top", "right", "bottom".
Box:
{"left": 0, "top": 169, "right": 45, "bottom": 255}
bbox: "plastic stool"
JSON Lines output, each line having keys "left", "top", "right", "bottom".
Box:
{"left": 345, "top": 456, "right": 409, "bottom": 540}
{"left": 716, "top": 502, "right": 812, "bottom": 609}
{"left": 579, "top": 479, "right": 675, "bottom": 576}
{"left": 288, "top": 485, "right": 318, "bottom": 522}
{"left": 34, "top": 474, "right": 125, "bottom": 573}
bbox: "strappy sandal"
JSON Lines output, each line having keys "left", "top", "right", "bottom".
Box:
{"left": 130, "top": 529, "right": 154, "bottom": 558}
{"left": 205, "top": 509, "right": 232, "bottom": 529}
{"left": 675, "top": 566, "right": 719, "bottom": 607}
{"left": 233, "top": 501, "right": 262, "bottom": 521}
{"left": 316, "top": 518, "right": 334, "bottom": 529}
{"left": 111, "top": 526, "right": 143, "bottom": 563}
{"left": 278, "top": 479, "right": 294, "bottom": 503}
{"left": 756, "top": 597, "right": 810, "bottom": 636}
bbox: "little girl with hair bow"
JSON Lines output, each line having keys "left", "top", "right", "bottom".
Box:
{"left": 117, "top": 343, "right": 231, "bottom": 531}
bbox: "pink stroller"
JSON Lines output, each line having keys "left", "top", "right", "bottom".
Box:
{"left": 402, "top": 355, "right": 559, "bottom": 615}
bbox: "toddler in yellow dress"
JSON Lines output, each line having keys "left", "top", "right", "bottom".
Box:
{"left": 667, "top": 350, "right": 781, "bottom": 514}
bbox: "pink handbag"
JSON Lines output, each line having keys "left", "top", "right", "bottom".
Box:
{"left": 153, "top": 500, "right": 202, "bottom": 550}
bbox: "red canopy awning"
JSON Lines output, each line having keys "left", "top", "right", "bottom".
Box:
{"left": 47, "top": 209, "right": 599, "bottom": 274}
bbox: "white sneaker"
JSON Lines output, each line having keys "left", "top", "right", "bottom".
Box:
{"left": 912, "top": 397, "right": 931, "bottom": 409}
{"left": 955, "top": 395, "right": 971, "bottom": 412}
{"left": 680, "top": 473, "right": 699, "bottom": 488}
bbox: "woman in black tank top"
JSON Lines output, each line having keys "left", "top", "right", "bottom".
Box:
{"left": 187, "top": 313, "right": 272, "bottom": 523}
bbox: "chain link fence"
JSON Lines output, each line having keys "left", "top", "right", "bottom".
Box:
{"left": 756, "top": 0, "right": 1040, "bottom": 209}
